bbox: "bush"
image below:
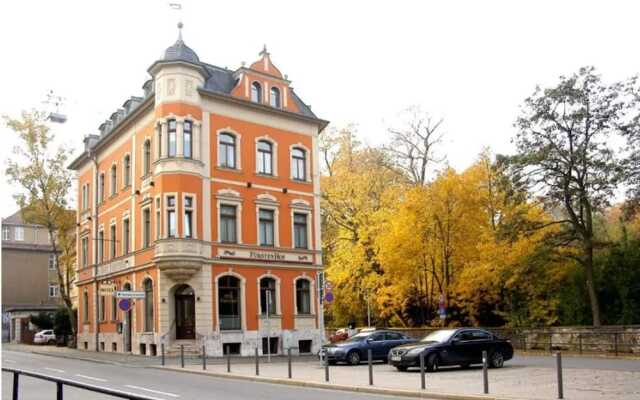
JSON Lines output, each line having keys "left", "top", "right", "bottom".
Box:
{"left": 30, "top": 312, "right": 54, "bottom": 330}
{"left": 53, "top": 307, "right": 72, "bottom": 341}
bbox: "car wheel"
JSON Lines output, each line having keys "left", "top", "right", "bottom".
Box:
{"left": 426, "top": 353, "right": 439, "bottom": 372}
{"left": 396, "top": 366, "right": 408, "bottom": 372}
{"left": 347, "top": 351, "right": 361, "bottom": 365}
{"left": 490, "top": 351, "right": 504, "bottom": 368}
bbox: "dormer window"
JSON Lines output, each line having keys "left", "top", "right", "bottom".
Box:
{"left": 251, "top": 82, "right": 262, "bottom": 103}
{"left": 270, "top": 87, "right": 280, "bottom": 108}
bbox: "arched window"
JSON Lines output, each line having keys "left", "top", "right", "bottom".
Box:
{"left": 218, "top": 275, "right": 241, "bottom": 330}
{"left": 143, "top": 140, "right": 151, "bottom": 175}
{"left": 270, "top": 87, "right": 280, "bottom": 108}
{"left": 296, "top": 279, "right": 311, "bottom": 314}
{"left": 110, "top": 164, "right": 117, "bottom": 196}
{"left": 167, "top": 119, "right": 177, "bottom": 157}
{"left": 218, "top": 133, "right": 236, "bottom": 169}
{"left": 257, "top": 140, "right": 273, "bottom": 175}
{"left": 183, "top": 120, "right": 193, "bottom": 159}
{"left": 251, "top": 82, "right": 262, "bottom": 103}
{"left": 143, "top": 279, "right": 154, "bottom": 332}
{"left": 123, "top": 155, "right": 131, "bottom": 187}
{"left": 291, "top": 147, "right": 306, "bottom": 181}
{"left": 260, "top": 277, "right": 276, "bottom": 315}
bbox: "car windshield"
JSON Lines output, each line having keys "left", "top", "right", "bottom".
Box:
{"left": 344, "top": 332, "right": 370, "bottom": 342}
{"left": 420, "top": 330, "right": 456, "bottom": 343}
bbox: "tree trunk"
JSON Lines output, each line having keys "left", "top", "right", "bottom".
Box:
{"left": 583, "top": 240, "right": 602, "bottom": 326}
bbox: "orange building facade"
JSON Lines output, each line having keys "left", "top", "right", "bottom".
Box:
{"left": 69, "top": 29, "right": 328, "bottom": 356}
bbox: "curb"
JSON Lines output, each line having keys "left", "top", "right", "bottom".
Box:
{"left": 151, "top": 366, "right": 507, "bottom": 400}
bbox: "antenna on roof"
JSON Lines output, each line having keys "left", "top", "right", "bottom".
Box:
{"left": 43, "top": 90, "right": 67, "bottom": 123}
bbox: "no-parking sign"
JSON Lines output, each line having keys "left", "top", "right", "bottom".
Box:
{"left": 118, "top": 298, "right": 132, "bottom": 312}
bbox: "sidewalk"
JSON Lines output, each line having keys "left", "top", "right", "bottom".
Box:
{"left": 2, "top": 343, "right": 159, "bottom": 367}
{"left": 158, "top": 358, "right": 640, "bottom": 400}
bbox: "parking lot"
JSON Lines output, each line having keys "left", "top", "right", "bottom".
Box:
{"left": 164, "top": 354, "right": 640, "bottom": 400}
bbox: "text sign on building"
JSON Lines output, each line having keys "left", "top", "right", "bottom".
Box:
{"left": 98, "top": 284, "right": 117, "bottom": 296}
{"left": 115, "top": 291, "right": 145, "bottom": 299}
{"left": 218, "top": 248, "right": 313, "bottom": 264}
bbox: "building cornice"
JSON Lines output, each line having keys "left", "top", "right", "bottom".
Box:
{"left": 198, "top": 87, "right": 329, "bottom": 132}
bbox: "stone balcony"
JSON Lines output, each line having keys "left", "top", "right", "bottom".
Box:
{"left": 153, "top": 238, "right": 211, "bottom": 281}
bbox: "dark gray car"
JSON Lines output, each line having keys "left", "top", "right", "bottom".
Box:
{"left": 319, "top": 330, "right": 416, "bottom": 365}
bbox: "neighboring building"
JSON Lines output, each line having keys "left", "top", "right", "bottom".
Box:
{"left": 1, "top": 211, "right": 61, "bottom": 343}
{"left": 68, "top": 24, "right": 328, "bottom": 356}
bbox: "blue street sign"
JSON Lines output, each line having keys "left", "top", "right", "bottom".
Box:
{"left": 118, "top": 298, "right": 132, "bottom": 312}
{"left": 324, "top": 292, "right": 334, "bottom": 303}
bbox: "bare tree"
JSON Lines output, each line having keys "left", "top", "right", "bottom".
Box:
{"left": 386, "top": 106, "right": 445, "bottom": 185}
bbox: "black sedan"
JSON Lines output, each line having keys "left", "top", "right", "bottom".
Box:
{"left": 320, "top": 330, "right": 416, "bottom": 365}
{"left": 388, "top": 328, "right": 513, "bottom": 372}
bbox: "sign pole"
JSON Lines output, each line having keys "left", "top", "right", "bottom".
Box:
{"left": 266, "top": 290, "right": 271, "bottom": 363}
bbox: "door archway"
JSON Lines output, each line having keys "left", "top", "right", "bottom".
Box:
{"left": 174, "top": 284, "right": 195, "bottom": 339}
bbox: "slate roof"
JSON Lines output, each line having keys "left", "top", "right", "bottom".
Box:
{"left": 2, "top": 210, "right": 24, "bottom": 225}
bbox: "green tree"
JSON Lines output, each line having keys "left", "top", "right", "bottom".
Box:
{"left": 511, "top": 67, "right": 640, "bottom": 326}
{"left": 4, "top": 110, "right": 77, "bottom": 337}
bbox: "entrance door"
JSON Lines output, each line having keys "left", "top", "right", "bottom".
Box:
{"left": 175, "top": 285, "right": 195, "bottom": 339}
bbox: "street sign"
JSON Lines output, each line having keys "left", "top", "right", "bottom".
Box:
{"left": 324, "top": 292, "right": 334, "bottom": 303}
{"left": 115, "top": 291, "right": 145, "bottom": 299}
{"left": 118, "top": 298, "right": 132, "bottom": 312}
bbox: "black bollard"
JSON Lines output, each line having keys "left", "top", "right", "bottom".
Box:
{"left": 56, "top": 381, "right": 63, "bottom": 400}
{"left": 202, "top": 344, "right": 206, "bottom": 370}
{"left": 420, "top": 353, "right": 425, "bottom": 390}
{"left": 180, "top": 344, "right": 184, "bottom": 368}
{"left": 482, "top": 350, "right": 489, "bottom": 394}
{"left": 324, "top": 354, "right": 329, "bottom": 382}
{"left": 12, "top": 371, "right": 19, "bottom": 400}
{"left": 368, "top": 349, "right": 373, "bottom": 386}
{"left": 288, "top": 348, "right": 292, "bottom": 379}
{"left": 161, "top": 343, "right": 165, "bottom": 366}
{"left": 227, "top": 352, "right": 231, "bottom": 373}
{"left": 255, "top": 347, "right": 259, "bottom": 376}
{"left": 556, "top": 352, "right": 564, "bottom": 399}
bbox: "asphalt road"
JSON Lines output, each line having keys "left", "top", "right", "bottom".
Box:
{"left": 1, "top": 350, "right": 413, "bottom": 400}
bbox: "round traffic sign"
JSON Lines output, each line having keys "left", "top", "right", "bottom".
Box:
{"left": 324, "top": 292, "right": 334, "bottom": 303}
{"left": 118, "top": 298, "right": 132, "bottom": 312}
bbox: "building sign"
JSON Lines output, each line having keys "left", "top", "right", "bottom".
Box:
{"left": 115, "top": 291, "right": 145, "bottom": 299}
{"left": 217, "top": 248, "right": 313, "bottom": 264}
{"left": 98, "top": 284, "right": 117, "bottom": 296}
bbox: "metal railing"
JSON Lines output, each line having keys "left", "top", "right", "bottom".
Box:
{"left": 2, "top": 367, "right": 162, "bottom": 400}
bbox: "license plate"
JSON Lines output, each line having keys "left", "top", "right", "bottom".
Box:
{"left": 391, "top": 355, "right": 401, "bottom": 361}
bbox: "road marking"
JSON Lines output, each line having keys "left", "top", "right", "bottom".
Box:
{"left": 125, "top": 385, "right": 180, "bottom": 398}
{"left": 75, "top": 374, "right": 107, "bottom": 382}
{"left": 3, "top": 359, "right": 16, "bottom": 363}
{"left": 44, "top": 367, "right": 65, "bottom": 373}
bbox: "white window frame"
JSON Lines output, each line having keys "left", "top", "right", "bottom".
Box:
{"left": 216, "top": 189, "right": 243, "bottom": 244}
{"left": 48, "top": 283, "right": 59, "bottom": 298}
{"left": 256, "top": 202, "right": 279, "bottom": 247}
{"left": 216, "top": 128, "right": 242, "bottom": 170}
{"left": 251, "top": 81, "right": 262, "bottom": 103}
{"left": 255, "top": 136, "right": 278, "bottom": 176}
{"left": 154, "top": 196, "right": 161, "bottom": 240}
{"left": 2, "top": 226, "right": 9, "bottom": 241}
{"left": 269, "top": 86, "right": 281, "bottom": 108}
{"left": 81, "top": 235, "right": 89, "bottom": 267}
{"left": 141, "top": 206, "right": 151, "bottom": 248}
{"left": 97, "top": 226, "right": 104, "bottom": 263}
{"left": 257, "top": 274, "right": 281, "bottom": 316}
{"left": 290, "top": 202, "right": 312, "bottom": 250}
{"left": 182, "top": 193, "right": 197, "bottom": 239}
{"left": 14, "top": 226, "right": 24, "bottom": 241}
{"left": 123, "top": 153, "right": 131, "bottom": 188}
{"left": 164, "top": 193, "right": 178, "bottom": 238}
{"left": 98, "top": 172, "right": 105, "bottom": 203}
{"left": 48, "top": 254, "right": 57, "bottom": 270}
{"left": 289, "top": 143, "right": 311, "bottom": 182}
{"left": 122, "top": 212, "right": 130, "bottom": 255}
{"left": 293, "top": 276, "right": 315, "bottom": 315}
{"left": 110, "top": 162, "right": 118, "bottom": 197}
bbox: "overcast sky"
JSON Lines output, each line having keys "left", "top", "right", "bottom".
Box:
{"left": 1, "top": 0, "right": 639, "bottom": 214}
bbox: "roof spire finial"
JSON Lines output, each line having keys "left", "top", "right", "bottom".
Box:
{"left": 260, "top": 44, "right": 270, "bottom": 57}
{"left": 177, "top": 21, "right": 184, "bottom": 42}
